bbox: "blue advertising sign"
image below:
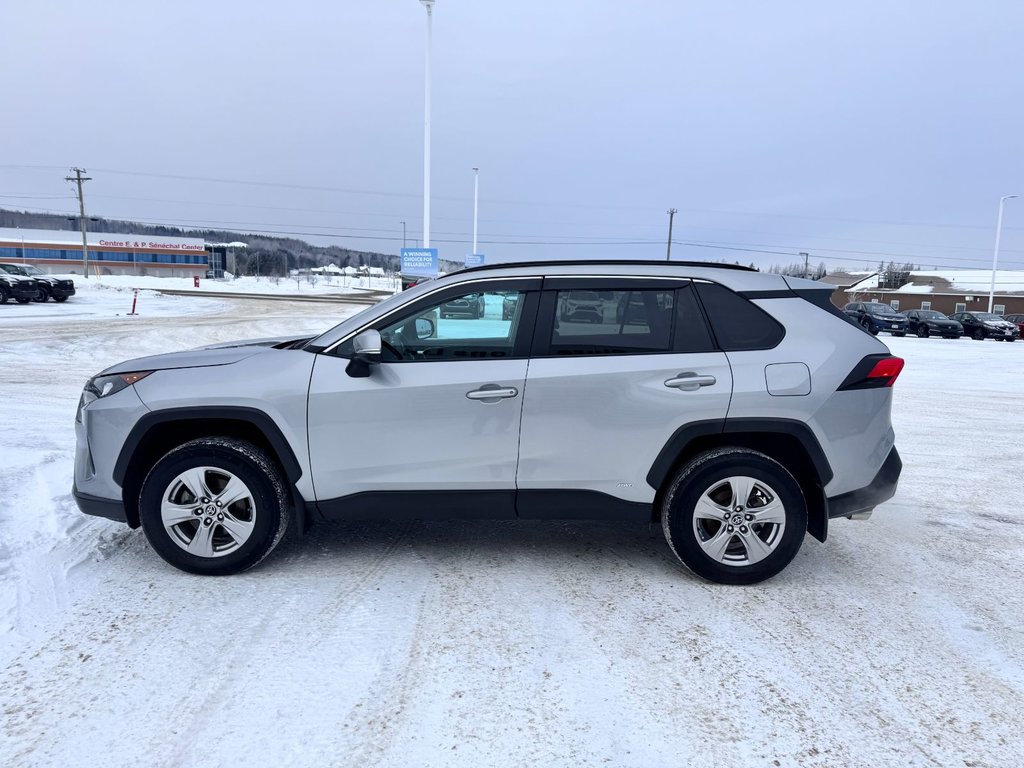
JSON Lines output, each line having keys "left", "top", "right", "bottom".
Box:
{"left": 464, "top": 253, "right": 485, "bottom": 267}
{"left": 400, "top": 247, "right": 439, "bottom": 278}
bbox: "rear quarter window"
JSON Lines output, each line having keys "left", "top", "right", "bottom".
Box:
{"left": 695, "top": 282, "right": 785, "bottom": 351}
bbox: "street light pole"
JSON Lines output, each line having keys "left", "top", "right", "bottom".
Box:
{"left": 400, "top": 221, "right": 407, "bottom": 250}
{"left": 989, "top": 194, "right": 1018, "bottom": 312}
{"left": 472, "top": 167, "right": 479, "bottom": 256}
{"left": 420, "top": 0, "right": 434, "bottom": 249}
{"left": 665, "top": 208, "right": 677, "bottom": 261}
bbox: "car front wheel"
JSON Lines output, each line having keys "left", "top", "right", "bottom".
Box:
{"left": 661, "top": 448, "right": 807, "bottom": 585}
{"left": 916, "top": 325, "right": 929, "bottom": 338}
{"left": 139, "top": 437, "right": 291, "bottom": 575}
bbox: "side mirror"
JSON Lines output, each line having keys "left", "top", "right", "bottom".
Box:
{"left": 345, "top": 329, "right": 382, "bottom": 378}
{"left": 414, "top": 317, "right": 434, "bottom": 339}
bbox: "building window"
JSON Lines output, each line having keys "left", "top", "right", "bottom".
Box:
{"left": 920, "top": 301, "right": 931, "bottom": 310}
{"left": 889, "top": 299, "right": 900, "bottom": 311}
{"left": 994, "top": 304, "right": 1005, "bottom": 315}
{"left": 954, "top": 302, "right": 966, "bottom": 313}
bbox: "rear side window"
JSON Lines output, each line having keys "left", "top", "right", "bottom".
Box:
{"left": 544, "top": 283, "right": 714, "bottom": 356}
{"left": 695, "top": 282, "right": 784, "bottom": 351}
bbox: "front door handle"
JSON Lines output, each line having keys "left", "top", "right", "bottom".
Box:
{"left": 466, "top": 385, "right": 519, "bottom": 401}
{"left": 664, "top": 372, "right": 717, "bottom": 391}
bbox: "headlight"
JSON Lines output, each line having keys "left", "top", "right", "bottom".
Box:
{"left": 76, "top": 371, "right": 152, "bottom": 422}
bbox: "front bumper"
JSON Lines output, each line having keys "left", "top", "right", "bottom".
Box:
{"left": 826, "top": 447, "right": 902, "bottom": 520}
{"left": 73, "top": 484, "right": 128, "bottom": 523}
{"left": 4, "top": 281, "right": 38, "bottom": 300}
{"left": 49, "top": 281, "right": 76, "bottom": 298}
{"left": 866, "top": 317, "right": 907, "bottom": 333}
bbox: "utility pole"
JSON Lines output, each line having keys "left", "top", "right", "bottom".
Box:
{"left": 65, "top": 168, "right": 92, "bottom": 278}
{"left": 800, "top": 251, "right": 810, "bottom": 278}
{"left": 666, "top": 208, "right": 677, "bottom": 261}
{"left": 400, "top": 221, "right": 407, "bottom": 250}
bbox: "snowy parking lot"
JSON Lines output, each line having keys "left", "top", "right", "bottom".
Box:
{"left": 1, "top": 294, "right": 1023, "bottom": 767}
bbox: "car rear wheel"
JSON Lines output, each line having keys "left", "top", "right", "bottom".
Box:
{"left": 916, "top": 325, "right": 929, "bottom": 338}
{"left": 15, "top": 297, "right": 30, "bottom": 304}
{"left": 54, "top": 296, "right": 68, "bottom": 302}
{"left": 139, "top": 437, "right": 291, "bottom": 575}
{"left": 661, "top": 448, "right": 807, "bottom": 585}
{"left": 972, "top": 328, "right": 985, "bottom": 340}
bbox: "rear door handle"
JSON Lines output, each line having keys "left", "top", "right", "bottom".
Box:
{"left": 664, "top": 372, "right": 717, "bottom": 391}
{"left": 466, "top": 385, "right": 519, "bottom": 401}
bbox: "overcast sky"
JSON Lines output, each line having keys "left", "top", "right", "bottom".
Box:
{"left": 3, "top": 0, "right": 1023, "bottom": 273}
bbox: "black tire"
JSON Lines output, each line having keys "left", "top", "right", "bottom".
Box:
{"left": 54, "top": 296, "right": 68, "bottom": 303}
{"left": 0, "top": 285, "right": 9, "bottom": 304}
{"left": 15, "top": 297, "right": 30, "bottom": 304}
{"left": 139, "top": 437, "right": 291, "bottom": 575}
{"left": 916, "top": 325, "right": 929, "bottom": 338}
{"left": 893, "top": 332, "right": 905, "bottom": 337}
{"left": 972, "top": 328, "right": 985, "bottom": 341}
{"left": 661, "top": 448, "right": 807, "bottom": 585}
{"left": 33, "top": 287, "right": 50, "bottom": 303}
{"left": 860, "top": 319, "right": 878, "bottom": 336}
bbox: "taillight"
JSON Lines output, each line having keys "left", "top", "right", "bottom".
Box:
{"left": 865, "top": 356, "right": 904, "bottom": 386}
{"left": 838, "top": 355, "right": 905, "bottom": 390}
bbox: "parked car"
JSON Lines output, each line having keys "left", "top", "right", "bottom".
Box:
{"left": 1002, "top": 314, "right": 1024, "bottom": 339}
{"left": 501, "top": 292, "right": 519, "bottom": 321}
{"left": 901, "top": 309, "right": 963, "bottom": 339}
{"left": 440, "top": 292, "right": 485, "bottom": 319}
{"left": 842, "top": 302, "right": 909, "bottom": 336}
{"left": 948, "top": 311, "right": 1018, "bottom": 341}
{"left": 0, "top": 263, "right": 75, "bottom": 302}
{"left": 0, "top": 271, "right": 39, "bottom": 304}
{"left": 559, "top": 290, "right": 604, "bottom": 323}
{"left": 74, "top": 259, "right": 903, "bottom": 585}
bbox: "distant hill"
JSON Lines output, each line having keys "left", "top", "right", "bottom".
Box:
{"left": 0, "top": 208, "right": 459, "bottom": 276}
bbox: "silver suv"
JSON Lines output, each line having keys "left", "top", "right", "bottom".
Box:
{"left": 73, "top": 260, "right": 903, "bottom": 584}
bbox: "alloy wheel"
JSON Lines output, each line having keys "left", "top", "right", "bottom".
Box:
{"left": 691, "top": 475, "right": 786, "bottom": 566}
{"left": 160, "top": 466, "right": 256, "bottom": 558}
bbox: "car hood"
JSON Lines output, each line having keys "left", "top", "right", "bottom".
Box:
{"left": 100, "top": 341, "right": 295, "bottom": 375}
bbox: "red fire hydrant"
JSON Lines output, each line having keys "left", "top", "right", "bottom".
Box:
{"left": 193, "top": 275, "right": 200, "bottom": 288}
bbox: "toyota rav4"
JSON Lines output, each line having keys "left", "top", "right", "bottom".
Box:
{"left": 73, "top": 260, "right": 903, "bottom": 584}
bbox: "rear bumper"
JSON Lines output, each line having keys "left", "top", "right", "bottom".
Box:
{"left": 73, "top": 484, "right": 128, "bottom": 524}
{"left": 826, "top": 447, "right": 901, "bottom": 519}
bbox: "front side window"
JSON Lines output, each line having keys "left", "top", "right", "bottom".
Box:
{"left": 376, "top": 289, "right": 529, "bottom": 362}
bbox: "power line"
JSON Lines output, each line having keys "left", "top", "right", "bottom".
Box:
{"left": 4, "top": 163, "right": 1022, "bottom": 234}
{"left": 7, "top": 202, "right": 1024, "bottom": 270}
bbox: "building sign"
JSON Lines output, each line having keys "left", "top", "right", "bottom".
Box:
{"left": 401, "top": 247, "right": 439, "bottom": 278}
{"left": 0, "top": 227, "right": 206, "bottom": 252}
{"left": 97, "top": 238, "right": 205, "bottom": 251}
{"left": 465, "top": 253, "right": 485, "bottom": 267}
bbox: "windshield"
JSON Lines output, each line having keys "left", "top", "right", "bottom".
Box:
{"left": 0, "top": 264, "right": 28, "bottom": 276}
{"left": 864, "top": 303, "right": 899, "bottom": 314}
{"left": 917, "top": 310, "right": 944, "bottom": 319}
{"left": 975, "top": 313, "right": 1004, "bottom": 321}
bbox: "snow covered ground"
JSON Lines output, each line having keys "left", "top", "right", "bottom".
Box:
{"left": 1, "top": 296, "right": 1023, "bottom": 767}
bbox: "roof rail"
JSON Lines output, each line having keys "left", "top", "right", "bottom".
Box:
{"left": 446, "top": 259, "right": 759, "bottom": 276}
